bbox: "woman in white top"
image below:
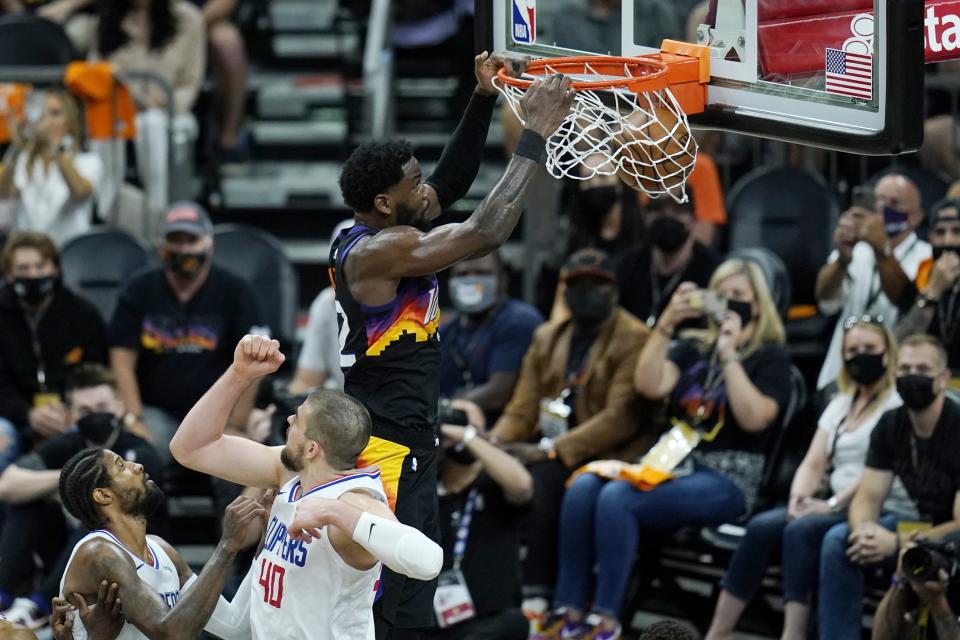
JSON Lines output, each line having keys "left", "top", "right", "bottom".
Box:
{"left": 0, "top": 90, "right": 103, "bottom": 246}
{"left": 705, "top": 315, "right": 915, "bottom": 640}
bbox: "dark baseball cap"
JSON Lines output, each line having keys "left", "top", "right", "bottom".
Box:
{"left": 560, "top": 248, "right": 617, "bottom": 283}
{"left": 160, "top": 202, "right": 213, "bottom": 238}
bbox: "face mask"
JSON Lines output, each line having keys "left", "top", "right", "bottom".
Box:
{"left": 565, "top": 284, "right": 615, "bottom": 329}
{"left": 844, "top": 353, "right": 886, "bottom": 386}
{"left": 76, "top": 412, "right": 120, "bottom": 445}
{"left": 882, "top": 206, "right": 910, "bottom": 237}
{"left": 13, "top": 275, "right": 57, "bottom": 306}
{"left": 647, "top": 216, "right": 690, "bottom": 252}
{"left": 726, "top": 299, "right": 754, "bottom": 328}
{"left": 162, "top": 251, "right": 207, "bottom": 280}
{"left": 449, "top": 275, "right": 498, "bottom": 315}
{"left": 897, "top": 374, "right": 938, "bottom": 410}
{"left": 933, "top": 245, "right": 960, "bottom": 261}
{"left": 577, "top": 186, "right": 619, "bottom": 217}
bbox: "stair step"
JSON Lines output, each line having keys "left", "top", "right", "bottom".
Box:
{"left": 272, "top": 32, "right": 359, "bottom": 59}
{"left": 269, "top": 0, "right": 338, "bottom": 31}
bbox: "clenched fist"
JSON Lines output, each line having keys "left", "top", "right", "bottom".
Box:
{"left": 232, "top": 334, "right": 286, "bottom": 381}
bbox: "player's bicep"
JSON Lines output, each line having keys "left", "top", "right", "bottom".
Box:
{"left": 89, "top": 543, "right": 170, "bottom": 633}
{"left": 180, "top": 436, "right": 286, "bottom": 489}
{"left": 367, "top": 223, "right": 488, "bottom": 279}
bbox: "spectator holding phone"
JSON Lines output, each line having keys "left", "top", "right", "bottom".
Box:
{"left": 0, "top": 90, "right": 103, "bottom": 246}
{"left": 815, "top": 175, "right": 931, "bottom": 390}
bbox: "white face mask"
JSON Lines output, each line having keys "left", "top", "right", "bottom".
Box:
{"left": 449, "top": 275, "right": 498, "bottom": 315}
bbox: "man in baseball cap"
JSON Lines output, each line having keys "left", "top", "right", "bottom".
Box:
{"left": 560, "top": 248, "right": 619, "bottom": 331}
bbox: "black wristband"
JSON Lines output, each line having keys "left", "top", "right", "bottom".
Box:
{"left": 514, "top": 129, "right": 546, "bottom": 164}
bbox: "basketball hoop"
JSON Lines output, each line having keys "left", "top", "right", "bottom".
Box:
{"left": 494, "top": 44, "right": 710, "bottom": 203}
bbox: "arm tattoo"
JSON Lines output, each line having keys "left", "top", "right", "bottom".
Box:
{"left": 894, "top": 306, "right": 935, "bottom": 342}
{"left": 468, "top": 156, "right": 540, "bottom": 247}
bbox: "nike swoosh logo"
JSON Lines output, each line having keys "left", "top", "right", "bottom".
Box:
{"left": 368, "top": 522, "right": 376, "bottom": 542}
{"left": 135, "top": 563, "right": 144, "bottom": 570}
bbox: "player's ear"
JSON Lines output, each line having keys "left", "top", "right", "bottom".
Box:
{"left": 93, "top": 487, "right": 113, "bottom": 507}
{"left": 373, "top": 193, "right": 392, "bottom": 217}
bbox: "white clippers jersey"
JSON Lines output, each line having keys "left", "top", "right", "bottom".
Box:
{"left": 59, "top": 530, "right": 182, "bottom": 640}
{"left": 250, "top": 469, "right": 387, "bottom": 640}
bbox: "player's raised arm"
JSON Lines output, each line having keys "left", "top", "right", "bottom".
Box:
{"left": 288, "top": 491, "right": 443, "bottom": 581}
{"left": 350, "top": 75, "right": 575, "bottom": 282}
{"left": 170, "top": 335, "right": 287, "bottom": 489}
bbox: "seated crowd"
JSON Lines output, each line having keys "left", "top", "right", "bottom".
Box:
{"left": 0, "top": 166, "right": 955, "bottom": 640}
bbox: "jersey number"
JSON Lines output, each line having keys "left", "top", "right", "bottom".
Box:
{"left": 335, "top": 299, "right": 356, "bottom": 368}
{"left": 258, "top": 558, "right": 285, "bottom": 608}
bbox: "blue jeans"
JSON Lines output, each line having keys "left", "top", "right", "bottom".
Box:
{"left": 817, "top": 514, "right": 899, "bottom": 640}
{"left": 721, "top": 506, "right": 845, "bottom": 604}
{"left": 554, "top": 468, "right": 746, "bottom": 618}
{"left": 0, "top": 418, "right": 20, "bottom": 474}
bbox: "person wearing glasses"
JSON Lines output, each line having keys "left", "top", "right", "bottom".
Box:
{"left": 815, "top": 175, "right": 931, "bottom": 390}
{"left": 705, "top": 315, "right": 915, "bottom": 640}
{"left": 817, "top": 334, "right": 960, "bottom": 640}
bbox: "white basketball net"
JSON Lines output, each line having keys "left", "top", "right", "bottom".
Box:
{"left": 495, "top": 60, "right": 698, "bottom": 203}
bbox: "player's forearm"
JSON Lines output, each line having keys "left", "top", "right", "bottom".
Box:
{"left": 350, "top": 511, "right": 443, "bottom": 580}
{"left": 465, "top": 148, "right": 542, "bottom": 252}
{"left": 157, "top": 543, "right": 236, "bottom": 639}
{"left": 170, "top": 366, "right": 251, "bottom": 463}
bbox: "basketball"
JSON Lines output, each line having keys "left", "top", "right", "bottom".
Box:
{"left": 613, "top": 105, "right": 696, "bottom": 200}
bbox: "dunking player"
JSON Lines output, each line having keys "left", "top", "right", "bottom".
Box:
{"left": 331, "top": 51, "right": 574, "bottom": 636}
{"left": 57, "top": 448, "right": 264, "bottom": 639}
{"left": 170, "top": 334, "right": 444, "bottom": 639}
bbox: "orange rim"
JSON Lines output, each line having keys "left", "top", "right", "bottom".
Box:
{"left": 496, "top": 55, "right": 670, "bottom": 94}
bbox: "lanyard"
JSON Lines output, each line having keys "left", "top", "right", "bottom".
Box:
{"left": 647, "top": 262, "right": 687, "bottom": 327}
{"left": 827, "top": 391, "right": 879, "bottom": 465}
{"left": 447, "top": 306, "right": 500, "bottom": 389}
{"left": 26, "top": 313, "right": 47, "bottom": 391}
{"left": 863, "top": 238, "right": 919, "bottom": 313}
{"left": 937, "top": 284, "right": 960, "bottom": 346}
{"left": 451, "top": 488, "right": 479, "bottom": 571}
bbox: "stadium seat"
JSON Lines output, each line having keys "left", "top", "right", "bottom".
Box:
{"left": 727, "top": 246, "right": 791, "bottom": 319}
{"left": 211, "top": 223, "right": 299, "bottom": 348}
{"left": 0, "top": 14, "right": 77, "bottom": 65}
{"left": 726, "top": 166, "right": 838, "bottom": 308}
{"left": 60, "top": 227, "right": 151, "bottom": 322}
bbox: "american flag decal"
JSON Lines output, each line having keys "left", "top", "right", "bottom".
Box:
{"left": 825, "top": 48, "right": 873, "bottom": 100}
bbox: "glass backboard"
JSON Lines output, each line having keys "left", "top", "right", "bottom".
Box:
{"left": 479, "top": 0, "right": 925, "bottom": 154}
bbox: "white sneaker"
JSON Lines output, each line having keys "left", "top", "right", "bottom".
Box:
{"left": 2, "top": 597, "right": 49, "bottom": 630}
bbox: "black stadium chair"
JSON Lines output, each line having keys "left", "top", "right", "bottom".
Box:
{"left": 727, "top": 246, "right": 791, "bottom": 320}
{"left": 211, "top": 224, "right": 299, "bottom": 348}
{"left": 0, "top": 14, "right": 78, "bottom": 65}
{"left": 60, "top": 228, "right": 151, "bottom": 322}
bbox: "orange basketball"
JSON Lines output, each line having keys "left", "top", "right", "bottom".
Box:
{"left": 614, "top": 106, "right": 695, "bottom": 198}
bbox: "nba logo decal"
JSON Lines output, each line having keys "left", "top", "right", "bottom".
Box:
{"left": 512, "top": 0, "right": 535, "bottom": 45}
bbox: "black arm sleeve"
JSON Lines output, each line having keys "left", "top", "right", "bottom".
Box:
{"left": 425, "top": 91, "right": 499, "bottom": 211}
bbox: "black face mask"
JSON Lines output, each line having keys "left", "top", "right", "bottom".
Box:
{"left": 726, "top": 299, "right": 754, "bottom": 328}
{"left": 897, "top": 374, "right": 939, "bottom": 410}
{"left": 844, "top": 353, "right": 886, "bottom": 386}
{"left": 933, "top": 245, "right": 960, "bottom": 261}
{"left": 76, "top": 412, "right": 120, "bottom": 445}
{"left": 577, "top": 186, "right": 619, "bottom": 217}
{"left": 162, "top": 251, "right": 208, "bottom": 280}
{"left": 13, "top": 275, "right": 57, "bottom": 306}
{"left": 565, "top": 285, "right": 615, "bottom": 329}
{"left": 647, "top": 216, "right": 690, "bottom": 252}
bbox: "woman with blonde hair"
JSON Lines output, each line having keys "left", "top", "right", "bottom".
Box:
{"left": 704, "top": 316, "right": 915, "bottom": 640}
{"left": 0, "top": 90, "right": 103, "bottom": 245}
{"left": 535, "top": 259, "right": 793, "bottom": 640}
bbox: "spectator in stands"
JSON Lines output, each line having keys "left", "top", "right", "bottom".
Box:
{"left": 566, "top": 154, "right": 643, "bottom": 261}
{"left": 490, "top": 248, "right": 650, "bottom": 615}
{"left": 109, "top": 202, "right": 264, "bottom": 464}
{"left": 0, "top": 90, "right": 103, "bottom": 246}
{"left": 0, "top": 231, "right": 106, "bottom": 448}
{"left": 90, "top": 0, "right": 205, "bottom": 217}
{"left": 818, "top": 334, "right": 960, "bottom": 640}
{"left": 535, "top": 259, "right": 791, "bottom": 640}
{"left": 0, "top": 363, "right": 161, "bottom": 630}
{"left": 288, "top": 220, "right": 354, "bottom": 394}
{"left": 815, "top": 174, "right": 931, "bottom": 390}
{"left": 896, "top": 199, "right": 960, "bottom": 371}
{"left": 640, "top": 620, "right": 699, "bottom": 640}
{"left": 705, "top": 317, "right": 915, "bottom": 640}
{"left": 428, "top": 399, "right": 532, "bottom": 640}
{"left": 438, "top": 250, "right": 543, "bottom": 425}
{"left": 616, "top": 195, "right": 719, "bottom": 327}
{"left": 189, "top": 0, "right": 249, "bottom": 159}
{"left": 551, "top": 0, "right": 681, "bottom": 57}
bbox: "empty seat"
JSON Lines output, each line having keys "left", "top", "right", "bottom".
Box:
{"left": 0, "top": 14, "right": 77, "bottom": 65}
{"left": 727, "top": 167, "right": 839, "bottom": 308}
{"left": 211, "top": 224, "right": 298, "bottom": 347}
{"left": 60, "top": 227, "right": 150, "bottom": 322}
